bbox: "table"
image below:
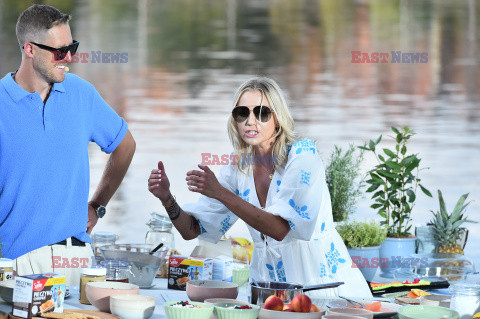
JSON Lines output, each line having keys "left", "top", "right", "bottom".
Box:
{"left": 0, "top": 278, "right": 403, "bottom": 318}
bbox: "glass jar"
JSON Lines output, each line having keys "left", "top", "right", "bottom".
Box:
{"left": 101, "top": 259, "right": 129, "bottom": 283}
{"left": 79, "top": 267, "right": 106, "bottom": 304}
{"left": 450, "top": 282, "right": 480, "bottom": 318}
{"left": 0, "top": 258, "right": 13, "bottom": 281}
{"left": 91, "top": 231, "right": 118, "bottom": 259}
{"left": 145, "top": 213, "right": 174, "bottom": 251}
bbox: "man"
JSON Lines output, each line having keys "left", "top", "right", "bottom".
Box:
{"left": 0, "top": 4, "right": 136, "bottom": 285}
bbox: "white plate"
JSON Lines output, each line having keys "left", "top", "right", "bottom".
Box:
{"left": 327, "top": 299, "right": 402, "bottom": 318}
{"left": 259, "top": 306, "right": 326, "bottom": 319}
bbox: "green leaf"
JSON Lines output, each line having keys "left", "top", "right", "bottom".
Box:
{"left": 420, "top": 184, "right": 433, "bottom": 197}
{"left": 391, "top": 127, "right": 400, "bottom": 134}
{"left": 378, "top": 155, "right": 386, "bottom": 162}
{"left": 369, "top": 140, "right": 375, "bottom": 151}
{"left": 358, "top": 146, "right": 369, "bottom": 151}
{"left": 383, "top": 149, "right": 396, "bottom": 158}
{"left": 367, "top": 184, "right": 381, "bottom": 193}
{"left": 377, "top": 170, "right": 399, "bottom": 179}
{"left": 385, "top": 161, "right": 402, "bottom": 171}
{"left": 401, "top": 145, "right": 407, "bottom": 155}
{"left": 371, "top": 203, "right": 382, "bottom": 209}
{"left": 375, "top": 135, "right": 382, "bottom": 146}
{"left": 407, "top": 189, "right": 416, "bottom": 203}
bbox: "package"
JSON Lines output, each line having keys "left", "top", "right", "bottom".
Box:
{"left": 12, "top": 273, "right": 66, "bottom": 319}
{"left": 168, "top": 255, "right": 213, "bottom": 290}
{"left": 212, "top": 255, "right": 234, "bottom": 282}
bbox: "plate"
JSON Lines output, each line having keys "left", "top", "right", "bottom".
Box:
{"left": 258, "top": 304, "right": 326, "bottom": 319}
{"left": 327, "top": 299, "right": 402, "bottom": 318}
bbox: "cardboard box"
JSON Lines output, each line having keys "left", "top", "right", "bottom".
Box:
{"left": 212, "top": 255, "right": 234, "bottom": 282}
{"left": 168, "top": 255, "right": 213, "bottom": 290}
{"left": 12, "top": 273, "right": 66, "bottom": 319}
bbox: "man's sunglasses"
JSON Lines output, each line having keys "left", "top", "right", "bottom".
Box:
{"left": 232, "top": 105, "right": 273, "bottom": 123}
{"left": 28, "top": 40, "right": 79, "bottom": 61}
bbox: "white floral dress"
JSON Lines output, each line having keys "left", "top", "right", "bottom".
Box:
{"left": 183, "top": 138, "right": 372, "bottom": 298}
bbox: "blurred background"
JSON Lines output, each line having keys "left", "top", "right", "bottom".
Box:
{"left": 1, "top": 0, "right": 479, "bottom": 267}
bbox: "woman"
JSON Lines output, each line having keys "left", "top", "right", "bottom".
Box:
{"left": 148, "top": 77, "right": 372, "bottom": 298}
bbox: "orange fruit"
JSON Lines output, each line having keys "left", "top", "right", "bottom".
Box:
{"left": 364, "top": 301, "right": 382, "bottom": 312}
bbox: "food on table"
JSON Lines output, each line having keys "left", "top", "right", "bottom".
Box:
{"left": 264, "top": 295, "right": 284, "bottom": 311}
{"left": 291, "top": 294, "right": 312, "bottom": 313}
{"left": 282, "top": 303, "right": 293, "bottom": 312}
{"left": 40, "top": 299, "right": 55, "bottom": 313}
{"left": 370, "top": 278, "right": 431, "bottom": 291}
{"left": 310, "top": 304, "right": 320, "bottom": 312}
{"left": 407, "top": 289, "right": 431, "bottom": 298}
{"left": 41, "top": 310, "right": 100, "bottom": 319}
{"left": 229, "top": 305, "right": 252, "bottom": 309}
{"left": 430, "top": 191, "right": 473, "bottom": 254}
{"left": 172, "top": 301, "right": 203, "bottom": 308}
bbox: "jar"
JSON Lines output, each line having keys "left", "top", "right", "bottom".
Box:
{"left": 79, "top": 267, "right": 107, "bottom": 304}
{"left": 0, "top": 258, "right": 13, "bottom": 281}
{"left": 449, "top": 282, "right": 480, "bottom": 318}
{"left": 145, "top": 213, "right": 174, "bottom": 251}
{"left": 101, "top": 259, "right": 129, "bottom": 283}
{"left": 91, "top": 231, "right": 118, "bottom": 259}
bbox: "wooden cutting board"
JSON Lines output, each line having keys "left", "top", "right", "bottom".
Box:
{"left": 7, "top": 309, "right": 120, "bottom": 319}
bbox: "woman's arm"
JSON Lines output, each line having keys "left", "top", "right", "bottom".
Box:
{"left": 148, "top": 161, "right": 200, "bottom": 240}
{"left": 186, "top": 165, "right": 290, "bottom": 241}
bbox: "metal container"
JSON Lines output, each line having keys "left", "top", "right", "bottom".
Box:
{"left": 249, "top": 281, "right": 343, "bottom": 304}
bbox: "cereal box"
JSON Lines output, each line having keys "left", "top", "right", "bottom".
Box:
{"left": 168, "top": 255, "right": 213, "bottom": 290}
{"left": 12, "top": 273, "right": 66, "bottom": 319}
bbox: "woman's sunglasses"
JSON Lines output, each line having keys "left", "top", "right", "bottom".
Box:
{"left": 232, "top": 105, "right": 273, "bottom": 123}
{"left": 28, "top": 40, "right": 79, "bottom": 61}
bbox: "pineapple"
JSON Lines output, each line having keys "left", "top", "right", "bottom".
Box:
{"left": 430, "top": 190, "right": 476, "bottom": 255}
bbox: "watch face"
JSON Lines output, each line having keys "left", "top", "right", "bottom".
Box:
{"left": 97, "top": 206, "right": 106, "bottom": 218}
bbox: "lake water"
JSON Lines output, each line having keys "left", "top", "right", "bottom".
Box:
{"left": 1, "top": 0, "right": 479, "bottom": 269}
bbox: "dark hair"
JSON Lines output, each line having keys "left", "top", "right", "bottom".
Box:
{"left": 16, "top": 4, "right": 71, "bottom": 49}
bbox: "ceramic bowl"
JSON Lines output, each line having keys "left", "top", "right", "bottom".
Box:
{"left": 327, "top": 307, "right": 373, "bottom": 319}
{"left": 398, "top": 305, "right": 459, "bottom": 319}
{"left": 186, "top": 280, "right": 239, "bottom": 302}
{"left": 0, "top": 280, "right": 14, "bottom": 303}
{"left": 85, "top": 281, "right": 139, "bottom": 312}
{"left": 213, "top": 302, "right": 260, "bottom": 319}
{"left": 110, "top": 294, "right": 155, "bottom": 319}
{"left": 232, "top": 267, "right": 250, "bottom": 287}
{"left": 419, "top": 294, "right": 451, "bottom": 308}
{"left": 164, "top": 301, "right": 214, "bottom": 319}
{"left": 205, "top": 298, "right": 248, "bottom": 305}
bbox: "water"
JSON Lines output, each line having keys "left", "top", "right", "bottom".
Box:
{"left": 1, "top": 0, "right": 479, "bottom": 269}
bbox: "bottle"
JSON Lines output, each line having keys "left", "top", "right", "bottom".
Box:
{"left": 79, "top": 267, "right": 107, "bottom": 304}
{"left": 145, "top": 213, "right": 174, "bottom": 251}
{"left": 102, "top": 259, "right": 130, "bottom": 283}
{"left": 91, "top": 231, "right": 118, "bottom": 259}
{"left": 0, "top": 258, "right": 13, "bottom": 281}
{"left": 450, "top": 282, "right": 480, "bottom": 318}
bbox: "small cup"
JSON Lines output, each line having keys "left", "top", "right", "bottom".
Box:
{"left": 419, "top": 294, "right": 451, "bottom": 308}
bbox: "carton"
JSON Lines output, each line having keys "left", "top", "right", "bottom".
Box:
{"left": 12, "top": 273, "right": 66, "bottom": 319}
{"left": 212, "top": 255, "right": 234, "bottom": 282}
{"left": 168, "top": 255, "right": 213, "bottom": 290}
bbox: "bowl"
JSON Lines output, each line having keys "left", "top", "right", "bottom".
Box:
{"left": 419, "top": 294, "right": 451, "bottom": 308}
{"left": 205, "top": 298, "right": 248, "bottom": 305}
{"left": 213, "top": 302, "right": 260, "bottom": 319}
{"left": 110, "top": 294, "right": 155, "bottom": 319}
{"left": 327, "top": 308, "right": 373, "bottom": 319}
{"left": 85, "top": 281, "right": 139, "bottom": 312}
{"left": 164, "top": 301, "right": 213, "bottom": 319}
{"left": 100, "top": 244, "right": 168, "bottom": 288}
{"left": 0, "top": 280, "right": 14, "bottom": 303}
{"left": 232, "top": 267, "right": 250, "bottom": 287}
{"left": 398, "top": 305, "right": 459, "bottom": 319}
{"left": 187, "top": 280, "right": 239, "bottom": 302}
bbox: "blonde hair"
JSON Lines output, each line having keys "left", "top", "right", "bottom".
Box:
{"left": 227, "top": 77, "right": 301, "bottom": 174}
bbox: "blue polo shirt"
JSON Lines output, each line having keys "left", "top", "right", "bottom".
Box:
{"left": 0, "top": 72, "right": 128, "bottom": 259}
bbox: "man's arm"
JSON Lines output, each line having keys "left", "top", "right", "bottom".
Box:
{"left": 87, "top": 129, "right": 136, "bottom": 234}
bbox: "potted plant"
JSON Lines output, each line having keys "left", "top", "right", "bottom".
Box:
{"left": 325, "top": 144, "right": 365, "bottom": 223}
{"left": 337, "top": 220, "right": 387, "bottom": 281}
{"left": 360, "top": 126, "right": 432, "bottom": 276}
{"left": 430, "top": 190, "right": 476, "bottom": 254}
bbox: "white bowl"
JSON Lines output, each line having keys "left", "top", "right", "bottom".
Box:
{"left": 110, "top": 294, "right": 155, "bottom": 319}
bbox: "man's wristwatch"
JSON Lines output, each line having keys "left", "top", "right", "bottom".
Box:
{"left": 89, "top": 201, "right": 106, "bottom": 218}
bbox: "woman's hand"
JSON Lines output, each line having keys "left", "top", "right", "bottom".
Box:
{"left": 148, "top": 161, "right": 171, "bottom": 202}
{"left": 186, "top": 164, "right": 224, "bottom": 199}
